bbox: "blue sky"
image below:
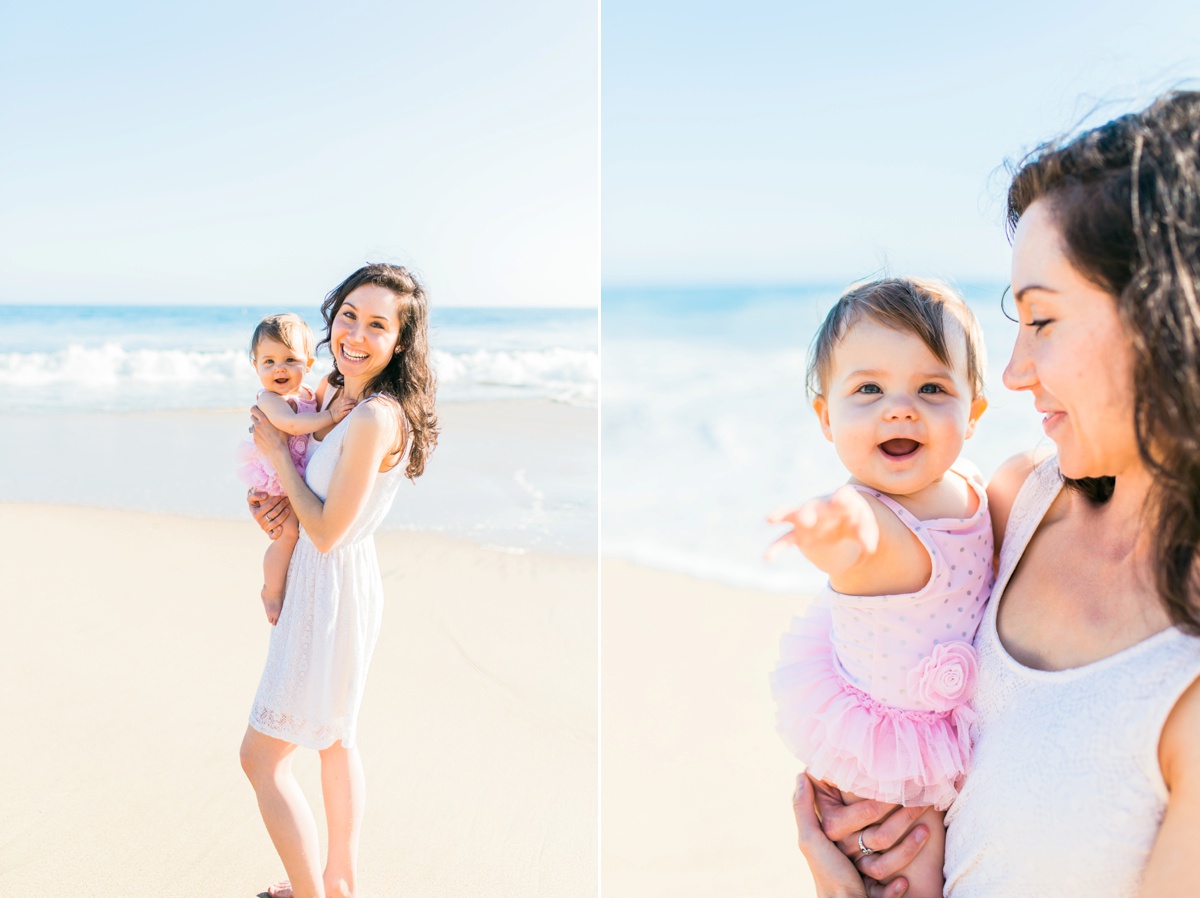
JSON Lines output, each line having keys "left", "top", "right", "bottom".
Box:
{"left": 0, "top": 1, "right": 597, "bottom": 307}
{"left": 603, "top": 0, "right": 1200, "bottom": 286}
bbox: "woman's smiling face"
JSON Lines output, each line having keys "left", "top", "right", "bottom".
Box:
{"left": 1004, "top": 199, "right": 1139, "bottom": 480}
{"left": 330, "top": 284, "right": 403, "bottom": 383}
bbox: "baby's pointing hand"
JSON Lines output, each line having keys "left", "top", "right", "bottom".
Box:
{"left": 764, "top": 485, "right": 880, "bottom": 574}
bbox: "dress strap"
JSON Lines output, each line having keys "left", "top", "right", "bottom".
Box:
{"left": 992, "top": 456, "right": 1062, "bottom": 603}
{"left": 848, "top": 483, "right": 924, "bottom": 530}
{"left": 846, "top": 483, "right": 942, "bottom": 587}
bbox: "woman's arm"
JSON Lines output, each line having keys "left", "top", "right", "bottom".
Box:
{"left": 255, "top": 390, "right": 354, "bottom": 436}
{"left": 252, "top": 399, "right": 398, "bottom": 553}
{"left": 1136, "top": 675, "right": 1200, "bottom": 895}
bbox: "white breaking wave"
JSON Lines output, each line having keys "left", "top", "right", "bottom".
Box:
{"left": 0, "top": 344, "right": 251, "bottom": 386}
{"left": 0, "top": 343, "right": 599, "bottom": 410}
{"left": 433, "top": 347, "right": 598, "bottom": 404}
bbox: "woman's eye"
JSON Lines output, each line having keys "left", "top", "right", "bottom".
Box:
{"left": 1027, "top": 318, "right": 1052, "bottom": 331}
{"left": 918, "top": 384, "right": 944, "bottom": 394}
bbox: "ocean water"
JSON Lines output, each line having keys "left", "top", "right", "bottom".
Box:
{"left": 0, "top": 305, "right": 597, "bottom": 412}
{"left": 602, "top": 284, "right": 1051, "bottom": 592}
{"left": 0, "top": 305, "right": 597, "bottom": 554}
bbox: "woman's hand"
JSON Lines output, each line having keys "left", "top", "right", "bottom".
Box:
{"left": 248, "top": 489, "right": 291, "bottom": 540}
{"left": 794, "top": 774, "right": 874, "bottom": 898}
{"left": 251, "top": 404, "right": 291, "bottom": 467}
{"left": 807, "top": 777, "right": 931, "bottom": 891}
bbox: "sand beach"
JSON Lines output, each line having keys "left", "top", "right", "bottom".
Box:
{"left": 0, "top": 381, "right": 597, "bottom": 898}
{"left": 601, "top": 560, "right": 819, "bottom": 898}
{"left": 0, "top": 504, "right": 596, "bottom": 897}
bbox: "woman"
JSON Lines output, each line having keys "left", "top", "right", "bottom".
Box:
{"left": 793, "top": 91, "right": 1200, "bottom": 897}
{"left": 240, "top": 263, "right": 439, "bottom": 898}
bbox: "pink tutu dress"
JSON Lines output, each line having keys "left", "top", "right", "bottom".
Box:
{"left": 236, "top": 386, "right": 318, "bottom": 496}
{"left": 770, "top": 465, "right": 993, "bottom": 810}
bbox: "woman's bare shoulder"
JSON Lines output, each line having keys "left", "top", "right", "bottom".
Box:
{"left": 987, "top": 448, "right": 1055, "bottom": 543}
{"left": 1162, "top": 672, "right": 1200, "bottom": 782}
{"left": 345, "top": 395, "right": 403, "bottom": 442}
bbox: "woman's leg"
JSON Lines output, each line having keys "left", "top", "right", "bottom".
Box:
{"left": 318, "top": 741, "right": 366, "bottom": 898}
{"left": 240, "top": 726, "right": 325, "bottom": 898}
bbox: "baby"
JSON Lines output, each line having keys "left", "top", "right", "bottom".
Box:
{"left": 768, "top": 278, "right": 993, "bottom": 897}
{"left": 237, "top": 313, "right": 354, "bottom": 623}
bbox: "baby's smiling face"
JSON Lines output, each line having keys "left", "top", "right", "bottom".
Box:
{"left": 252, "top": 336, "right": 314, "bottom": 396}
{"left": 813, "top": 318, "right": 986, "bottom": 498}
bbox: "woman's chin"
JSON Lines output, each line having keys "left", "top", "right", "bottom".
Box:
{"left": 1055, "top": 454, "right": 1115, "bottom": 482}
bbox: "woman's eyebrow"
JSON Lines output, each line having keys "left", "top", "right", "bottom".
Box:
{"left": 1013, "top": 284, "right": 1056, "bottom": 303}
{"left": 342, "top": 301, "right": 390, "bottom": 322}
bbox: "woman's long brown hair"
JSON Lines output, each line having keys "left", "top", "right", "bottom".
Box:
{"left": 1006, "top": 91, "right": 1200, "bottom": 632}
{"left": 318, "top": 263, "right": 439, "bottom": 479}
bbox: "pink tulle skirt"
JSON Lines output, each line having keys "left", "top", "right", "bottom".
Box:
{"left": 236, "top": 435, "right": 309, "bottom": 496}
{"left": 770, "top": 605, "right": 974, "bottom": 810}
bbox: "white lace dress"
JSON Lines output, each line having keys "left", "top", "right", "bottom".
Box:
{"left": 249, "top": 396, "right": 406, "bottom": 750}
{"left": 944, "top": 456, "right": 1200, "bottom": 896}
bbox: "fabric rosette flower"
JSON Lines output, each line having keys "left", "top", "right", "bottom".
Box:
{"left": 906, "top": 641, "right": 978, "bottom": 712}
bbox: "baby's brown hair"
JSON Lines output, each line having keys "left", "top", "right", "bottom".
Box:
{"left": 249, "top": 313, "right": 316, "bottom": 361}
{"left": 807, "top": 278, "right": 987, "bottom": 400}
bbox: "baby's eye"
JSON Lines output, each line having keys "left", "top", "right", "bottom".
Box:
{"left": 918, "top": 383, "right": 945, "bottom": 394}
{"left": 856, "top": 383, "right": 882, "bottom": 394}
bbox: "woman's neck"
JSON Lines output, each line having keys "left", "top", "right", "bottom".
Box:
{"left": 1088, "top": 458, "right": 1156, "bottom": 562}
{"left": 340, "top": 374, "right": 373, "bottom": 402}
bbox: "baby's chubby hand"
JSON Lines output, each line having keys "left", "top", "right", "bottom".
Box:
{"left": 765, "top": 485, "right": 880, "bottom": 575}
{"left": 330, "top": 393, "right": 358, "bottom": 423}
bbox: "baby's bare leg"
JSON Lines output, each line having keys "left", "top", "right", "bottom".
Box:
{"left": 262, "top": 515, "right": 299, "bottom": 625}
{"left": 840, "top": 791, "right": 944, "bottom": 898}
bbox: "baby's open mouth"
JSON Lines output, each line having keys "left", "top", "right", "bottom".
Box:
{"left": 879, "top": 438, "right": 920, "bottom": 457}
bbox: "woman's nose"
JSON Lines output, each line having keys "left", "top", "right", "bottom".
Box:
{"left": 1003, "top": 337, "right": 1034, "bottom": 391}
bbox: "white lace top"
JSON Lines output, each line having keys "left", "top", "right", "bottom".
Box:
{"left": 943, "top": 457, "right": 1200, "bottom": 896}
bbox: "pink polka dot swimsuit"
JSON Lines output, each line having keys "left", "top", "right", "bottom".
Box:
{"left": 770, "top": 464, "right": 994, "bottom": 810}
{"left": 235, "top": 386, "right": 319, "bottom": 496}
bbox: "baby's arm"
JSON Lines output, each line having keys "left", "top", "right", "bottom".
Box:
{"left": 255, "top": 391, "right": 356, "bottom": 435}
{"left": 766, "top": 485, "right": 879, "bottom": 575}
{"left": 766, "top": 486, "right": 930, "bottom": 596}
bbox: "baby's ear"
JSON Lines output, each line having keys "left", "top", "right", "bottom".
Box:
{"left": 305, "top": 356, "right": 315, "bottom": 372}
{"left": 812, "top": 395, "right": 833, "bottom": 442}
{"left": 965, "top": 396, "right": 988, "bottom": 439}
